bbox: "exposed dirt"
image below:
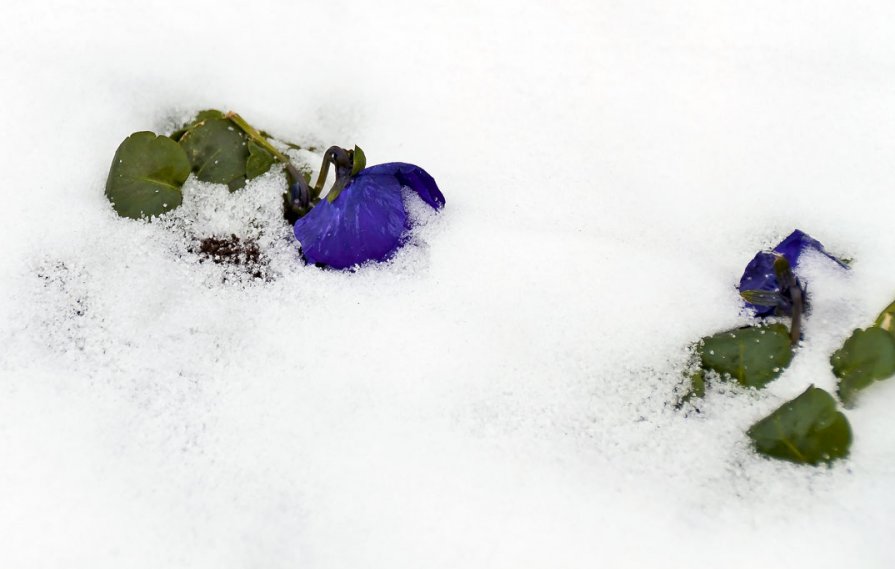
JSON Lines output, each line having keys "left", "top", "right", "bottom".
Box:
{"left": 191, "top": 234, "right": 268, "bottom": 280}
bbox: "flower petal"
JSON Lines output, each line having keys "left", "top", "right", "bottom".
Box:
{"left": 739, "top": 251, "right": 783, "bottom": 317}
{"left": 738, "top": 229, "right": 845, "bottom": 317}
{"left": 772, "top": 229, "right": 847, "bottom": 269}
{"left": 293, "top": 174, "right": 407, "bottom": 269}
{"left": 359, "top": 162, "right": 445, "bottom": 209}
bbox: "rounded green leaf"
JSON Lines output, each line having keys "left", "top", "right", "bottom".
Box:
{"left": 698, "top": 324, "right": 794, "bottom": 389}
{"left": 831, "top": 327, "right": 895, "bottom": 407}
{"left": 179, "top": 117, "right": 249, "bottom": 191}
{"left": 170, "top": 109, "right": 226, "bottom": 141}
{"left": 105, "top": 131, "right": 190, "bottom": 219}
{"left": 747, "top": 386, "right": 851, "bottom": 465}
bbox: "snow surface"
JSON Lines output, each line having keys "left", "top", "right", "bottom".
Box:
{"left": 2, "top": 0, "right": 895, "bottom": 567}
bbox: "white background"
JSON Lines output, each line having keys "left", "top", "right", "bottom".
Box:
{"left": 1, "top": 1, "right": 894, "bottom": 567}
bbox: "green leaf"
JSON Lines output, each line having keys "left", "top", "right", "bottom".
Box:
{"left": 169, "top": 109, "right": 226, "bottom": 141}
{"left": 105, "top": 131, "right": 190, "bottom": 219}
{"left": 351, "top": 145, "right": 366, "bottom": 176}
{"left": 179, "top": 117, "right": 249, "bottom": 191}
{"left": 697, "top": 324, "right": 794, "bottom": 389}
{"left": 831, "top": 327, "right": 895, "bottom": 407}
{"left": 247, "top": 141, "right": 275, "bottom": 179}
{"left": 747, "top": 385, "right": 851, "bottom": 465}
{"left": 194, "top": 109, "right": 226, "bottom": 122}
{"left": 874, "top": 300, "right": 895, "bottom": 335}
{"left": 246, "top": 140, "right": 276, "bottom": 179}
{"left": 675, "top": 368, "right": 706, "bottom": 409}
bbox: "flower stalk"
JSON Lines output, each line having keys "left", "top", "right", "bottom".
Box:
{"left": 773, "top": 255, "right": 803, "bottom": 344}
{"left": 225, "top": 111, "right": 312, "bottom": 209}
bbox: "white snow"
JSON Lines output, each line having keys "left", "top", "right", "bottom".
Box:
{"left": 2, "top": 0, "right": 895, "bottom": 567}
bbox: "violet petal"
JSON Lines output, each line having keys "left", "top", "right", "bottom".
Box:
{"left": 739, "top": 229, "right": 844, "bottom": 317}
{"left": 359, "top": 162, "right": 445, "bottom": 210}
{"left": 293, "top": 174, "right": 408, "bottom": 269}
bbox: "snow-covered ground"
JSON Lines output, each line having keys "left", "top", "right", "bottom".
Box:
{"left": 2, "top": 1, "right": 894, "bottom": 567}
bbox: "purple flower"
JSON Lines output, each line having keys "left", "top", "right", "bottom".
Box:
{"left": 739, "top": 229, "right": 846, "bottom": 316}
{"left": 293, "top": 160, "right": 445, "bottom": 269}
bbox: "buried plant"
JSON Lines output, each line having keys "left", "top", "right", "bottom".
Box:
{"left": 105, "top": 110, "right": 445, "bottom": 271}
{"left": 678, "top": 230, "right": 866, "bottom": 466}
{"left": 291, "top": 147, "right": 445, "bottom": 269}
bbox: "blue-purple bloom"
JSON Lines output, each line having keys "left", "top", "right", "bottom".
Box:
{"left": 739, "top": 229, "right": 847, "bottom": 316}
{"left": 293, "top": 162, "right": 445, "bottom": 269}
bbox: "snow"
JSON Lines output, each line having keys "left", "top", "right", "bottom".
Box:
{"left": 2, "top": 0, "right": 895, "bottom": 567}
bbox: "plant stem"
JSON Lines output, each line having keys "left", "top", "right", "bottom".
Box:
{"left": 311, "top": 159, "right": 331, "bottom": 201}
{"left": 772, "top": 254, "right": 802, "bottom": 344}
{"left": 226, "top": 115, "right": 355, "bottom": 207}
{"left": 789, "top": 277, "right": 803, "bottom": 345}
{"left": 225, "top": 112, "right": 290, "bottom": 163}
{"left": 311, "top": 146, "right": 354, "bottom": 202}
{"left": 226, "top": 112, "right": 313, "bottom": 208}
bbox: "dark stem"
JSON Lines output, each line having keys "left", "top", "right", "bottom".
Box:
{"left": 773, "top": 255, "right": 802, "bottom": 345}
{"left": 312, "top": 146, "right": 355, "bottom": 202}
{"left": 311, "top": 158, "right": 331, "bottom": 200}
{"left": 789, "top": 275, "right": 803, "bottom": 345}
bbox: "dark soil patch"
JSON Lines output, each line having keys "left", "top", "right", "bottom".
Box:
{"left": 192, "top": 234, "right": 268, "bottom": 279}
